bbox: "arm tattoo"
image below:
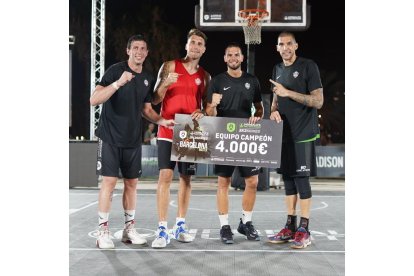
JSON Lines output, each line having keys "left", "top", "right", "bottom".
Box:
{"left": 289, "top": 88, "right": 323, "bottom": 108}
{"left": 153, "top": 62, "right": 172, "bottom": 104}
{"left": 159, "top": 64, "right": 170, "bottom": 87}
{"left": 310, "top": 89, "right": 323, "bottom": 109}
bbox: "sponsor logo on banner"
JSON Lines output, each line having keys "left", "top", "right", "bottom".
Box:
{"left": 179, "top": 130, "right": 187, "bottom": 139}
{"left": 227, "top": 123, "right": 236, "bottom": 133}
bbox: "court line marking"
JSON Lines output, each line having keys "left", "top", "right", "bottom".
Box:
{"left": 70, "top": 193, "right": 344, "bottom": 198}
{"left": 69, "top": 194, "right": 119, "bottom": 215}
{"left": 70, "top": 194, "right": 340, "bottom": 214}
{"left": 69, "top": 248, "right": 344, "bottom": 253}
{"left": 169, "top": 200, "right": 329, "bottom": 213}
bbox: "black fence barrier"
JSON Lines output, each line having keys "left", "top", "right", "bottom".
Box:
{"left": 69, "top": 140, "right": 99, "bottom": 187}
{"left": 69, "top": 143, "right": 344, "bottom": 188}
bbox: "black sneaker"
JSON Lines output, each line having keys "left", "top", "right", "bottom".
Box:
{"left": 237, "top": 218, "right": 260, "bottom": 241}
{"left": 220, "top": 225, "right": 234, "bottom": 244}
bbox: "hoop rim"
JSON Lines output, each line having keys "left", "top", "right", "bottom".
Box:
{"left": 237, "top": 9, "right": 269, "bottom": 21}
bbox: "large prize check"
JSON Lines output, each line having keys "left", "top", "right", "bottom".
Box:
{"left": 170, "top": 114, "right": 283, "bottom": 168}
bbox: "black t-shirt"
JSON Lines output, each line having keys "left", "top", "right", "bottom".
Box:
{"left": 271, "top": 57, "right": 322, "bottom": 142}
{"left": 95, "top": 61, "right": 154, "bottom": 147}
{"left": 207, "top": 72, "right": 262, "bottom": 118}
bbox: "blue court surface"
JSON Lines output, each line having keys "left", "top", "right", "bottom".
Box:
{"left": 70, "top": 178, "right": 344, "bottom": 275}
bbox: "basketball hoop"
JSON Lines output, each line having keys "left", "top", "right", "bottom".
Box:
{"left": 238, "top": 9, "right": 269, "bottom": 45}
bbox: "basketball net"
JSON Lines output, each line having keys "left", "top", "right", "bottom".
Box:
{"left": 238, "top": 9, "right": 268, "bottom": 45}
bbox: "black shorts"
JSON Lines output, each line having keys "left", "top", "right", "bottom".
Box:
{"left": 96, "top": 139, "right": 142, "bottom": 179}
{"left": 277, "top": 140, "right": 316, "bottom": 177}
{"left": 157, "top": 140, "right": 197, "bottom": 175}
{"left": 214, "top": 164, "right": 261, "bottom": 178}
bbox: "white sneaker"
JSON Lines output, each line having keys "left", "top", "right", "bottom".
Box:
{"left": 151, "top": 226, "right": 170, "bottom": 248}
{"left": 96, "top": 226, "right": 115, "bottom": 249}
{"left": 172, "top": 221, "right": 194, "bottom": 243}
{"left": 122, "top": 223, "right": 147, "bottom": 245}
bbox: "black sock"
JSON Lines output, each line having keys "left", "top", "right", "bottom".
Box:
{"left": 285, "top": 215, "right": 297, "bottom": 231}
{"left": 299, "top": 217, "right": 309, "bottom": 232}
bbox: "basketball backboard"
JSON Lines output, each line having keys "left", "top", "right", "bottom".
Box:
{"left": 195, "top": 0, "right": 310, "bottom": 31}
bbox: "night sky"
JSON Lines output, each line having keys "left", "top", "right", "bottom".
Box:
{"left": 69, "top": 0, "right": 344, "bottom": 142}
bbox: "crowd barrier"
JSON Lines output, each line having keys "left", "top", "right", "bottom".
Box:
{"left": 69, "top": 142, "right": 345, "bottom": 187}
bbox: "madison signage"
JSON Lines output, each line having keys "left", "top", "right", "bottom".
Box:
{"left": 315, "top": 145, "right": 345, "bottom": 177}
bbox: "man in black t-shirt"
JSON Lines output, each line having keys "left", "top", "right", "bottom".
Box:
{"left": 205, "top": 42, "right": 264, "bottom": 244}
{"left": 268, "top": 32, "right": 324, "bottom": 249}
{"left": 90, "top": 34, "right": 175, "bottom": 249}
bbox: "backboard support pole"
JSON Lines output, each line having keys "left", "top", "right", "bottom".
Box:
{"left": 246, "top": 44, "right": 255, "bottom": 75}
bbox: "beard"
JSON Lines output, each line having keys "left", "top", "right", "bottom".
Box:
{"left": 227, "top": 63, "right": 241, "bottom": 70}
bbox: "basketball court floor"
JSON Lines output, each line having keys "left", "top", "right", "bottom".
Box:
{"left": 69, "top": 178, "right": 344, "bottom": 275}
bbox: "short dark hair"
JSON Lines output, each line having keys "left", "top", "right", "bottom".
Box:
{"left": 278, "top": 31, "right": 296, "bottom": 43}
{"left": 224, "top": 42, "right": 243, "bottom": 54}
{"left": 187, "top": 28, "right": 207, "bottom": 44}
{"left": 127, "top": 34, "right": 149, "bottom": 50}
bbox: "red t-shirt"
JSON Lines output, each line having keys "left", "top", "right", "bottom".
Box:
{"left": 157, "top": 59, "right": 206, "bottom": 141}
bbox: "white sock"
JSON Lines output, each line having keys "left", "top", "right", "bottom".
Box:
{"left": 158, "top": 221, "right": 168, "bottom": 230}
{"left": 124, "top": 209, "right": 135, "bottom": 227}
{"left": 176, "top": 217, "right": 185, "bottom": 225}
{"left": 98, "top": 212, "right": 109, "bottom": 227}
{"left": 242, "top": 210, "right": 252, "bottom": 224}
{"left": 219, "top": 214, "right": 229, "bottom": 227}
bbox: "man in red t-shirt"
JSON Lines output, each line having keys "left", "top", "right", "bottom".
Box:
{"left": 151, "top": 29, "right": 211, "bottom": 248}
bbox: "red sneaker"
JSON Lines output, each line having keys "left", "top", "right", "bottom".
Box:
{"left": 290, "top": 227, "right": 311, "bottom": 249}
{"left": 268, "top": 227, "right": 295, "bottom": 244}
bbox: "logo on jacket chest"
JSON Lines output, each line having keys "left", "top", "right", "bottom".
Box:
{"left": 245, "top": 82, "right": 250, "bottom": 89}
{"left": 293, "top": 71, "right": 299, "bottom": 78}
{"left": 144, "top": 79, "right": 149, "bottom": 86}
{"left": 195, "top": 78, "right": 202, "bottom": 86}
